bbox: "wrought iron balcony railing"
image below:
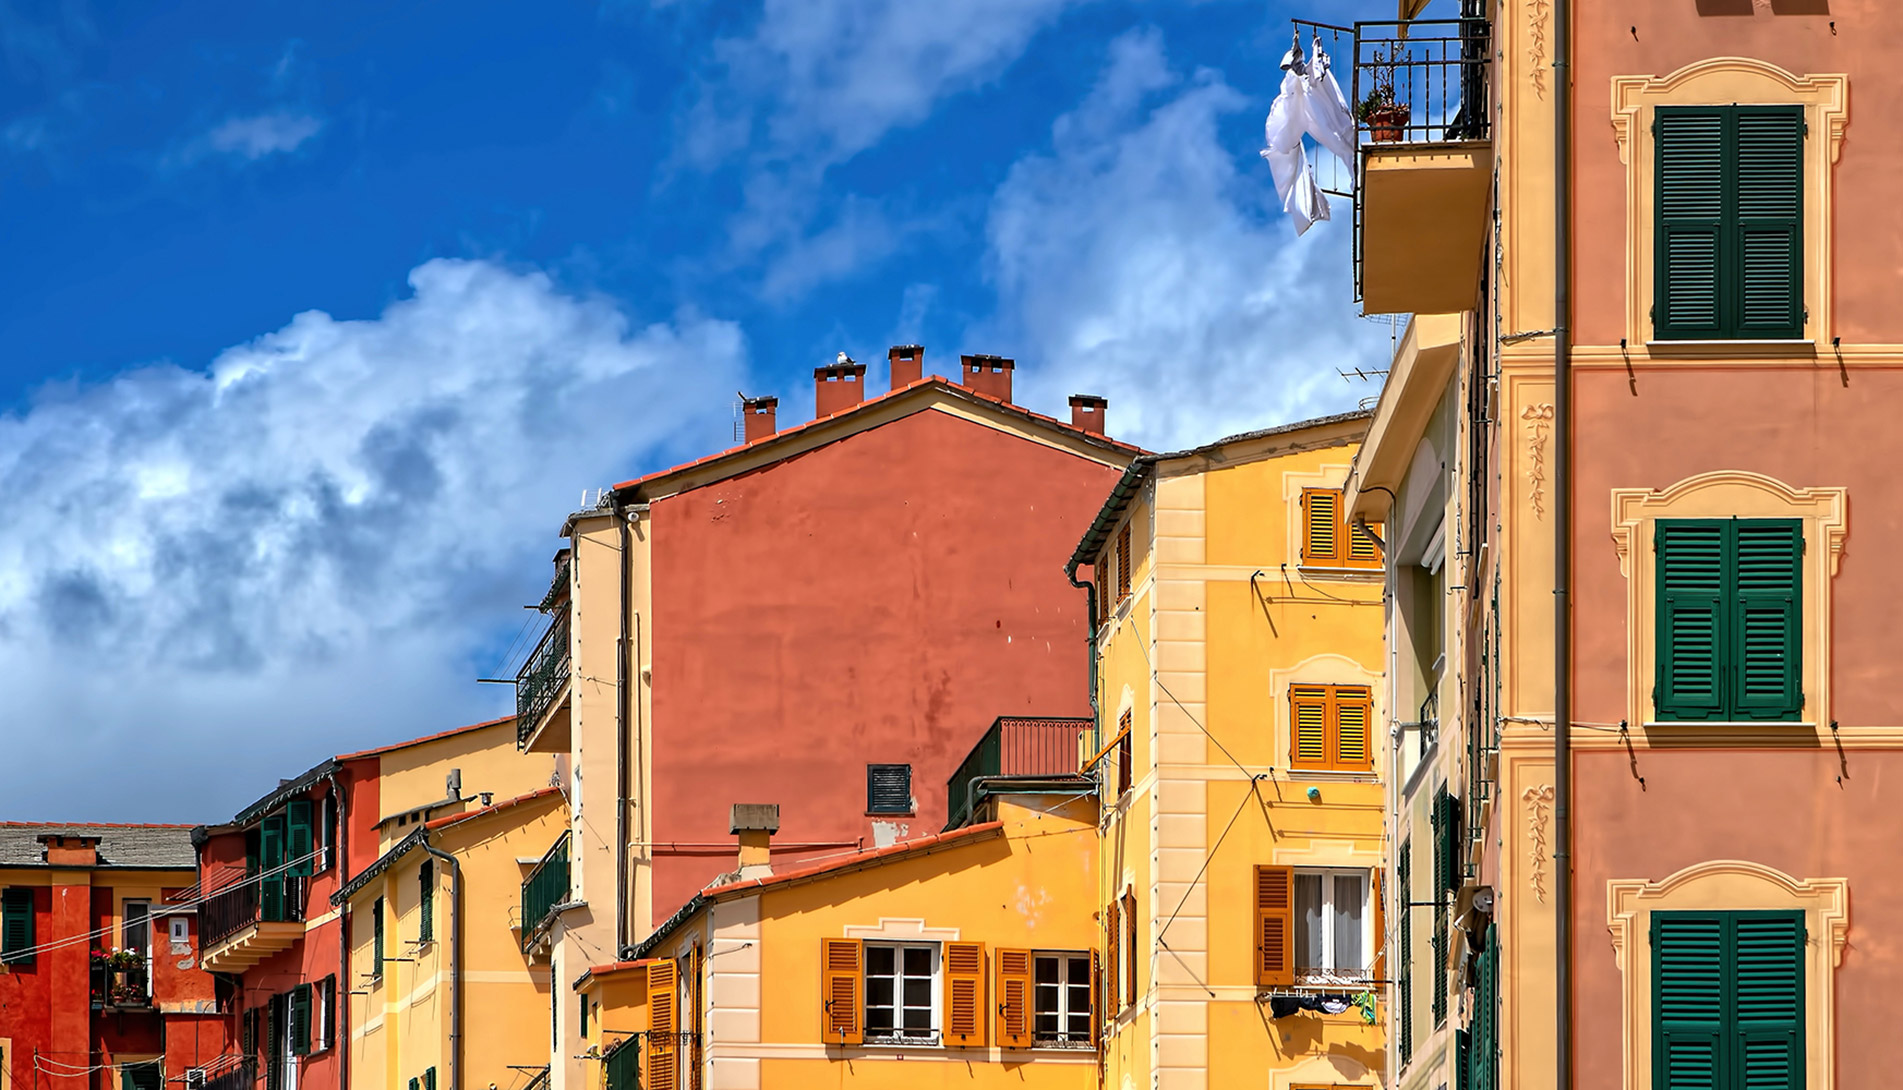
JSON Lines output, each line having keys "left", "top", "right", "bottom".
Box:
{"left": 516, "top": 611, "right": 571, "bottom": 746}
{"left": 520, "top": 831, "right": 570, "bottom": 952}
{"left": 945, "top": 716, "right": 1092, "bottom": 829}
{"left": 199, "top": 1056, "right": 256, "bottom": 1090}
{"left": 200, "top": 874, "right": 308, "bottom": 949}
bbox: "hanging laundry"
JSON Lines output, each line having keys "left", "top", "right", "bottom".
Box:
{"left": 1260, "top": 30, "right": 1358, "bottom": 235}
{"left": 1266, "top": 992, "right": 1359, "bottom": 1019}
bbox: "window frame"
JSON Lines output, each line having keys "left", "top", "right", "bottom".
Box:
{"left": 1288, "top": 684, "right": 1375, "bottom": 773}
{"left": 1291, "top": 868, "right": 1371, "bottom": 979}
{"left": 1653, "top": 518, "right": 1802, "bottom": 723}
{"left": 1300, "top": 488, "right": 1383, "bottom": 571}
{"left": 861, "top": 941, "right": 940, "bottom": 1045}
{"left": 1030, "top": 951, "right": 1094, "bottom": 1048}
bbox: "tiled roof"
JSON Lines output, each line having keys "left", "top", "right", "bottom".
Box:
{"left": 334, "top": 715, "right": 516, "bottom": 761}
{"left": 0, "top": 823, "right": 197, "bottom": 870}
{"left": 425, "top": 786, "right": 562, "bottom": 831}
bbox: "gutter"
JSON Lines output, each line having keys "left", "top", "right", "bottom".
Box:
{"left": 1553, "top": 0, "right": 1575, "bottom": 1085}
{"left": 420, "top": 836, "right": 464, "bottom": 1090}
{"left": 612, "top": 494, "right": 632, "bottom": 958}
{"left": 327, "top": 770, "right": 350, "bottom": 1090}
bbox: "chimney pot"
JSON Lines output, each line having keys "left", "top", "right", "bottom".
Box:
{"left": 959, "top": 354, "right": 1015, "bottom": 404}
{"left": 730, "top": 804, "right": 779, "bottom": 879}
{"left": 888, "top": 345, "right": 924, "bottom": 390}
{"left": 814, "top": 359, "right": 869, "bottom": 418}
{"left": 39, "top": 835, "right": 101, "bottom": 867}
{"left": 1068, "top": 394, "right": 1108, "bottom": 434}
{"left": 742, "top": 395, "right": 779, "bottom": 443}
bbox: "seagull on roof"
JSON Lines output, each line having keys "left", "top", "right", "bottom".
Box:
{"left": 837, "top": 351, "right": 854, "bottom": 365}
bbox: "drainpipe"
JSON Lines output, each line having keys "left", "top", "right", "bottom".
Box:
{"left": 611, "top": 496, "right": 633, "bottom": 958}
{"left": 420, "top": 837, "right": 463, "bottom": 1090}
{"left": 1552, "top": 0, "right": 1575, "bottom": 1086}
{"left": 327, "top": 771, "right": 349, "bottom": 1090}
{"left": 1064, "top": 562, "right": 1101, "bottom": 752}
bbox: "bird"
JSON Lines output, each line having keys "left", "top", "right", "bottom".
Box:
{"left": 837, "top": 351, "right": 854, "bottom": 365}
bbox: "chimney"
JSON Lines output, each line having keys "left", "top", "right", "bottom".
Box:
{"left": 742, "top": 395, "right": 779, "bottom": 442}
{"left": 960, "top": 354, "right": 1015, "bottom": 403}
{"left": 888, "top": 345, "right": 924, "bottom": 390}
{"left": 1068, "top": 394, "right": 1108, "bottom": 434}
{"left": 730, "top": 803, "right": 780, "bottom": 880}
{"left": 814, "top": 356, "right": 868, "bottom": 418}
{"left": 39, "top": 835, "right": 100, "bottom": 867}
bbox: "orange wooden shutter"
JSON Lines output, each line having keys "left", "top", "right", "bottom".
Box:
{"left": 1089, "top": 948, "right": 1101, "bottom": 1046}
{"left": 1334, "top": 687, "right": 1372, "bottom": 770}
{"left": 647, "top": 959, "right": 679, "bottom": 1090}
{"left": 943, "top": 942, "right": 986, "bottom": 1046}
{"left": 1290, "top": 686, "right": 1331, "bottom": 768}
{"left": 1347, "top": 519, "right": 1383, "bottom": 567}
{"left": 1122, "top": 891, "right": 1137, "bottom": 1003}
{"left": 1116, "top": 524, "right": 1132, "bottom": 603}
{"left": 1371, "top": 868, "right": 1387, "bottom": 980}
{"left": 819, "top": 938, "right": 863, "bottom": 1045}
{"left": 1303, "top": 490, "right": 1339, "bottom": 563}
{"left": 995, "top": 948, "right": 1033, "bottom": 1048}
{"left": 1254, "top": 866, "right": 1295, "bottom": 987}
{"left": 1104, "top": 899, "right": 1121, "bottom": 1013}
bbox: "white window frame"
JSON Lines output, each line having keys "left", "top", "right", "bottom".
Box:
{"left": 1031, "top": 951, "right": 1092, "bottom": 1048}
{"left": 1293, "top": 868, "right": 1371, "bottom": 980}
{"left": 862, "top": 941, "right": 939, "bottom": 1044}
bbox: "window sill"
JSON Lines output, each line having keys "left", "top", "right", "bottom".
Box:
{"left": 1643, "top": 721, "right": 1815, "bottom": 729}
{"left": 1644, "top": 339, "right": 1816, "bottom": 359}
{"left": 1285, "top": 768, "right": 1378, "bottom": 780}
{"left": 859, "top": 1034, "right": 942, "bottom": 1049}
{"left": 1295, "top": 565, "right": 1383, "bottom": 580}
{"left": 865, "top": 811, "right": 916, "bottom": 819}
{"left": 1027, "top": 1039, "right": 1096, "bottom": 1051}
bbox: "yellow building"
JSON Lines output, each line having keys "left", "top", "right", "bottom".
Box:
{"left": 332, "top": 718, "right": 568, "bottom": 1090}
{"left": 577, "top": 791, "right": 1100, "bottom": 1090}
{"left": 1067, "top": 412, "right": 1388, "bottom": 1090}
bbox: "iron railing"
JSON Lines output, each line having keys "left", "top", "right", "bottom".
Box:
{"left": 538, "top": 556, "right": 571, "bottom": 611}
{"left": 198, "top": 1055, "right": 254, "bottom": 1090}
{"left": 945, "top": 716, "right": 1091, "bottom": 829}
{"left": 519, "top": 1066, "right": 551, "bottom": 1090}
{"left": 200, "top": 874, "right": 307, "bottom": 949}
{"left": 516, "top": 611, "right": 571, "bottom": 746}
{"left": 520, "top": 832, "right": 570, "bottom": 951}
{"left": 90, "top": 959, "right": 151, "bottom": 1009}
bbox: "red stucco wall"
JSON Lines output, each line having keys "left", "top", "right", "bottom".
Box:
{"left": 648, "top": 408, "right": 1122, "bottom": 917}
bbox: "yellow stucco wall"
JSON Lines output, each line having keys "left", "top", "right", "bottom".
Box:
{"left": 1094, "top": 418, "right": 1387, "bottom": 1090}
{"left": 373, "top": 719, "right": 560, "bottom": 855}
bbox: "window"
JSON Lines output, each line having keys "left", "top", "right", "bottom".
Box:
{"left": 1289, "top": 685, "right": 1374, "bottom": 771}
{"left": 864, "top": 943, "right": 937, "bottom": 1042}
{"left": 286, "top": 799, "right": 315, "bottom": 878}
{"left": 1033, "top": 953, "right": 1092, "bottom": 1046}
{"left": 315, "top": 976, "right": 335, "bottom": 1052}
{"left": 1, "top": 888, "right": 34, "bottom": 967}
{"left": 121, "top": 1062, "right": 161, "bottom": 1090}
{"left": 603, "top": 1040, "right": 638, "bottom": 1090}
{"left": 1301, "top": 489, "right": 1382, "bottom": 569}
{"left": 1654, "top": 106, "right": 1803, "bottom": 341}
{"left": 1121, "top": 890, "right": 1136, "bottom": 1005}
{"left": 1115, "top": 710, "right": 1133, "bottom": 797}
{"left": 290, "top": 984, "right": 312, "bottom": 1057}
{"left": 320, "top": 792, "right": 339, "bottom": 872}
{"left": 123, "top": 901, "right": 150, "bottom": 999}
{"left": 1115, "top": 523, "right": 1132, "bottom": 604}
{"left": 579, "top": 991, "right": 590, "bottom": 1039}
{"left": 1294, "top": 871, "right": 1367, "bottom": 977}
{"left": 1652, "top": 911, "right": 1803, "bottom": 1089}
{"left": 371, "top": 897, "right": 385, "bottom": 979}
{"left": 419, "top": 860, "right": 434, "bottom": 944}
{"left": 866, "top": 764, "right": 912, "bottom": 815}
{"left": 1655, "top": 519, "right": 1802, "bottom": 722}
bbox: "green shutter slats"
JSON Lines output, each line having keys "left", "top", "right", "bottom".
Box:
{"left": 261, "top": 814, "right": 288, "bottom": 922}
{"left": 1657, "top": 522, "right": 1727, "bottom": 720}
{"left": 1655, "top": 106, "right": 1804, "bottom": 341}
{"left": 1732, "top": 520, "right": 1803, "bottom": 719}
{"left": 1397, "top": 841, "right": 1413, "bottom": 1064}
{"left": 1657, "top": 519, "right": 1802, "bottom": 722}
{"left": 287, "top": 799, "right": 314, "bottom": 878}
{"left": 1, "top": 889, "right": 34, "bottom": 967}
{"left": 1653, "top": 911, "right": 1803, "bottom": 1090}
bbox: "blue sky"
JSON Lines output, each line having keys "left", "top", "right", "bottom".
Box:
{"left": 0, "top": 0, "right": 1413, "bottom": 820}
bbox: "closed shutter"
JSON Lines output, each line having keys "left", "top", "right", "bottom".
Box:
{"left": 1089, "top": 949, "right": 1101, "bottom": 1046}
{"left": 604, "top": 1040, "right": 639, "bottom": 1090}
{"left": 1347, "top": 519, "right": 1383, "bottom": 567}
{"left": 260, "top": 815, "right": 287, "bottom": 922}
{"left": 1733, "top": 108, "right": 1804, "bottom": 339}
{"left": 373, "top": 897, "right": 385, "bottom": 977}
{"left": 1734, "top": 913, "right": 1804, "bottom": 1088}
{"left": 1116, "top": 524, "right": 1132, "bottom": 603}
{"left": 1253, "top": 866, "right": 1294, "bottom": 988}
{"left": 286, "top": 799, "right": 314, "bottom": 878}
{"left": 1456, "top": 1029, "right": 1473, "bottom": 1090}
{"left": 1, "top": 888, "right": 34, "bottom": 967}
{"left": 121, "top": 1062, "right": 162, "bottom": 1090}
{"left": 1653, "top": 910, "right": 1803, "bottom": 1090}
{"left": 1290, "top": 686, "right": 1330, "bottom": 768}
{"left": 647, "top": 959, "right": 679, "bottom": 1090}
{"left": 819, "top": 938, "right": 863, "bottom": 1045}
{"left": 1653, "top": 913, "right": 1725, "bottom": 1090}
{"left": 1434, "top": 790, "right": 1461, "bottom": 894}
{"left": 1473, "top": 923, "right": 1497, "bottom": 1090}
{"left": 319, "top": 976, "right": 336, "bottom": 1050}
{"left": 1116, "top": 710, "right": 1133, "bottom": 796}
{"left": 1397, "top": 842, "right": 1413, "bottom": 1064}
{"left": 1370, "top": 869, "right": 1386, "bottom": 980}
{"left": 995, "top": 948, "right": 1033, "bottom": 1049}
{"left": 290, "top": 983, "right": 312, "bottom": 1056}
{"left": 1303, "top": 490, "right": 1339, "bottom": 563}
{"left": 866, "top": 765, "right": 912, "bottom": 814}
{"left": 1122, "top": 891, "right": 1137, "bottom": 1002}
{"left": 1656, "top": 521, "right": 1727, "bottom": 720}
{"left": 423, "top": 1068, "right": 436, "bottom": 1090}
{"left": 1655, "top": 108, "right": 1726, "bottom": 339}
{"left": 1334, "top": 688, "right": 1372, "bottom": 769}
{"left": 419, "top": 859, "right": 434, "bottom": 943}
{"left": 1732, "top": 520, "right": 1803, "bottom": 720}
{"left": 943, "top": 942, "right": 986, "bottom": 1046}
{"left": 1104, "top": 899, "right": 1121, "bottom": 1014}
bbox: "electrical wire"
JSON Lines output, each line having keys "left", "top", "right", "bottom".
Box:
{"left": 1121, "top": 618, "right": 1257, "bottom": 784}
{"left": 1153, "top": 777, "right": 1265, "bottom": 946}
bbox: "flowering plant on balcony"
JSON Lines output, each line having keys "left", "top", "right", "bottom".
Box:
{"left": 91, "top": 947, "right": 143, "bottom": 969}
{"left": 1353, "top": 47, "right": 1411, "bottom": 141}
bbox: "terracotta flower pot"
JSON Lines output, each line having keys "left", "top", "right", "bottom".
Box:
{"left": 1366, "top": 103, "right": 1413, "bottom": 143}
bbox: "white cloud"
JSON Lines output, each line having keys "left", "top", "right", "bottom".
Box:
{"left": 203, "top": 110, "right": 323, "bottom": 159}
{"left": 0, "top": 259, "right": 743, "bottom": 820}
{"left": 979, "top": 27, "right": 1391, "bottom": 452}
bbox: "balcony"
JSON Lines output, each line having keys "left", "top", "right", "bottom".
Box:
{"left": 519, "top": 831, "right": 569, "bottom": 955}
{"left": 516, "top": 610, "right": 571, "bottom": 753}
{"left": 945, "top": 716, "right": 1092, "bottom": 829}
{"left": 90, "top": 956, "right": 151, "bottom": 1010}
{"left": 1299, "top": 15, "right": 1491, "bottom": 315}
{"left": 199, "top": 875, "right": 306, "bottom": 973}
{"left": 198, "top": 1056, "right": 256, "bottom": 1090}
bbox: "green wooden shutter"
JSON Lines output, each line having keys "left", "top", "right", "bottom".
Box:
{"left": 1473, "top": 923, "right": 1497, "bottom": 1090}
{"left": 1731, "top": 520, "right": 1803, "bottom": 720}
{"left": 1654, "top": 913, "right": 1724, "bottom": 1090}
{"left": 1, "top": 888, "right": 35, "bottom": 967}
{"left": 1733, "top": 108, "right": 1804, "bottom": 339}
{"left": 1455, "top": 1029, "right": 1472, "bottom": 1090}
{"left": 1655, "top": 108, "right": 1727, "bottom": 339}
{"left": 121, "top": 1061, "right": 162, "bottom": 1090}
{"left": 419, "top": 859, "right": 434, "bottom": 943}
{"left": 1734, "top": 913, "right": 1805, "bottom": 1089}
{"left": 424, "top": 1067, "right": 437, "bottom": 1090}
{"left": 320, "top": 975, "right": 336, "bottom": 1050}
{"left": 1397, "top": 841, "right": 1412, "bottom": 1064}
{"left": 260, "top": 815, "right": 287, "bottom": 922}
{"left": 286, "top": 799, "right": 314, "bottom": 878}
{"left": 290, "top": 983, "right": 312, "bottom": 1056}
{"left": 373, "top": 897, "right": 385, "bottom": 977}
{"left": 1656, "top": 521, "right": 1728, "bottom": 721}
{"left": 605, "top": 1042, "right": 640, "bottom": 1090}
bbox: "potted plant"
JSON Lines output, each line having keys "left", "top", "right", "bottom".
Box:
{"left": 1355, "top": 49, "right": 1411, "bottom": 142}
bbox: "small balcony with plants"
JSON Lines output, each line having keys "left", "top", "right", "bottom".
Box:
{"left": 90, "top": 948, "right": 151, "bottom": 1010}
{"left": 945, "top": 716, "right": 1092, "bottom": 829}
{"left": 518, "top": 831, "right": 570, "bottom": 957}
{"left": 1296, "top": 10, "right": 1492, "bottom": 316}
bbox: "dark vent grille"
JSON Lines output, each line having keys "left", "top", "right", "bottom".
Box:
{"left": 866, "top": 765, "right": 912, "bottom": 815}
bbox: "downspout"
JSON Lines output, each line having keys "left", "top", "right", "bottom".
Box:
{"left": 1064, "top": 561, "right": 1101, "bottom": 752}
{"left": 1552, "top": 0, "right": 1574, "bottom": 1086}
{"left": 420, "top": 837, "right": 463, "bottom": 1090}
{"left": 327, "top": 771, "right": 349, "bottom": 1090}
{"left": 611, "top": 496, "right": 632, "bottom": 958}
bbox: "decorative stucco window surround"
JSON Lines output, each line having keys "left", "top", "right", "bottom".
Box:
{"left": 1611, "top": 471, "right": 1845, "bottom": 731}
{"left": 1611, "top": 58, "right": 1848, "bottom": 349}
{"left": 1268, "top": 653, "right": 1384, "bottom": 784}
{"left": 1606, "top": 860, "right": 1847, "bottom": 1090}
